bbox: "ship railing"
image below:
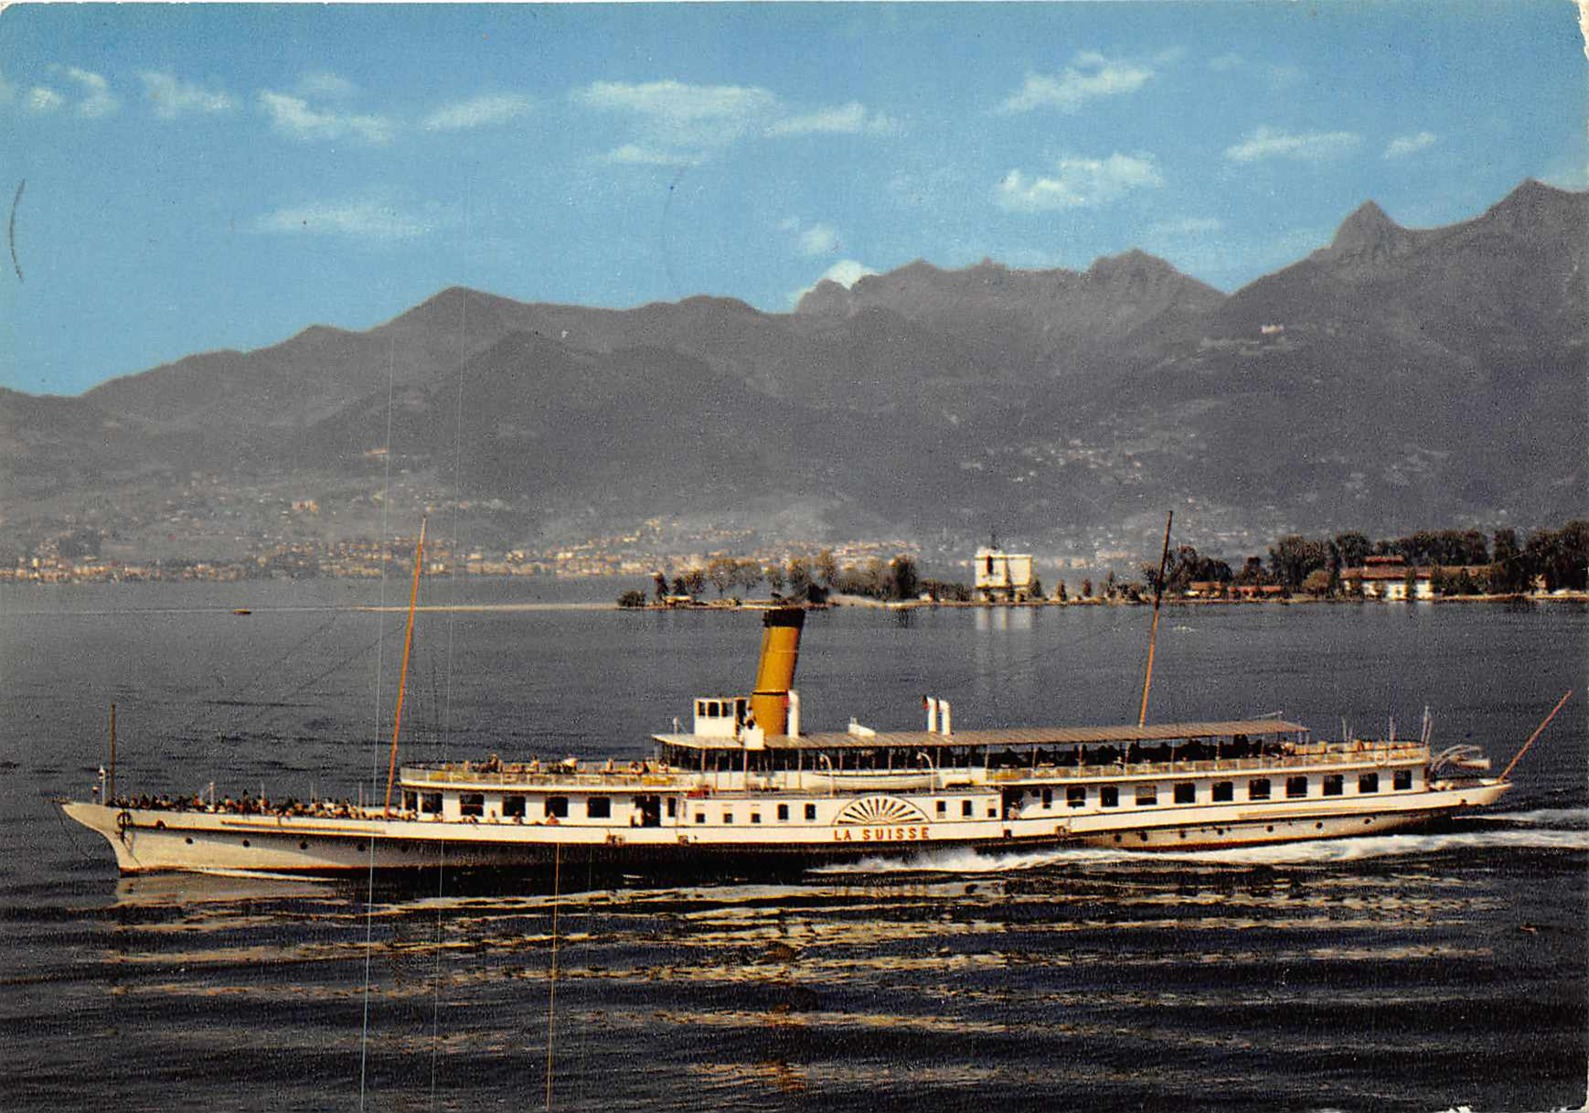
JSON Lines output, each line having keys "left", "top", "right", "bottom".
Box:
{"left": 984, "top": 743, "right": 1427, "bottom": 783}
{"left": 400, "top": 766, "right": 685, "bottom": 789}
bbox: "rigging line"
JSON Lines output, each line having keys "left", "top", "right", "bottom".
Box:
{"left": 545, "top": 843, "right": 562, "bottom": 1113}
{"left": 431, "top": 197, "right": 471, "bottom": 1111}
{"left": 359, "top": 334, "right": 400, "bottom": 1112}
{"left": 180, "top": 610, "right": 346, "bottom": 747}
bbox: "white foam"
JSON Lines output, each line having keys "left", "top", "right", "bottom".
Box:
{"left": 1487, "top": 807, "right": 1589, "bottom": 829}
{"left": 818, "top": 823, "right": 1589, "bottom": 875}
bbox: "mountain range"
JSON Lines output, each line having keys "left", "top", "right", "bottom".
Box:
{"left": 2, "top": 179, "right": 1584, "bottom": 566}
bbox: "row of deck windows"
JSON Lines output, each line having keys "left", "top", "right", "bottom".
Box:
{"left": 1024, "top": 770, "right": 1410, "bottom": 810}
{"left": 408, "top": 768, "right": 1416, "bottom": 823}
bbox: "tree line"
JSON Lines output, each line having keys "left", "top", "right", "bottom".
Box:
{"left": 1145, "top": 523, "right": 1589, "bottom": 597}
{"left": 620, "top": 550, "right": 927, "bottom": 607}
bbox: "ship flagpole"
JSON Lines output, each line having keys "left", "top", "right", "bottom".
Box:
{"left": 383, "top": 517, "right": 427, "bottom": 816}
{"left": 1137, "top": 511, "right": 1173, "bottom": 728}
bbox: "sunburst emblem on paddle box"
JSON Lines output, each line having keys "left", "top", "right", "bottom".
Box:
{"left": 834, "top": 796, "right": 929, "bottom": 826}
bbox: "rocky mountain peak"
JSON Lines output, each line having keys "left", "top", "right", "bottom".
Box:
{"left": 1322, "top": 201, "right": 1418, "bottom": 262}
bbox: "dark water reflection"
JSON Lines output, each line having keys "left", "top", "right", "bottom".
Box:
{"left": 1, "top": 584, "right": 1584, "bottom": 1110}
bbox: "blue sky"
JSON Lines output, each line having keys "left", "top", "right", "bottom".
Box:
{"left": 1, "top": 2, "right": 1583, "bottom": 396}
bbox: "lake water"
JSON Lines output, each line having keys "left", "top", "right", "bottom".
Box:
{"left": 1, "top": 581, "right": 1584, "bottom": 1112}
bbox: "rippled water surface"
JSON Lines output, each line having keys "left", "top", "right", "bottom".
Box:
{"left": 2, "top": 583, "right": 1584, "bottom": 1111}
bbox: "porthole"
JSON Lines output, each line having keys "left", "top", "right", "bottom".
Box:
{"left": 1265, "top": 825, "right": 1274, "bottom": 833}
{"left": 241, "top": 839, "right": 251, "bottom": 848}
{"left": 1315, "top": 821, "right": 1324, "bottom": 830}
{"left": 299, "top": 841, "right": 309, "bottom": 851}
{"left": 1113, "top": 833, "right": 1123, "bottom": 843}
{"left": 1179, "top": 830, "right": 1187, "bottom": 839}
{"left": 184, "top": 837, "right": 193, "bottom": 845}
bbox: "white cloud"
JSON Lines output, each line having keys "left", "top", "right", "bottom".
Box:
{"left": 1000, "top": 52, "right": 1154, "bottom": 113}
{"left": 766, "top": 101, "right": 897, "bottom": 137}
{"left": 61, "top": 66, "right": 118, "bottom": 117}
{"left": 577, "top": 79, "right": 777, "bottom": 149}
{"left": 798, "top": 224, "right": 840, "bottom": 257}
{"left": 1150, "top": 216, "right": 1224, "bottom": 237}
{"left": 139, "top": 71, "right": 234, "bottom": 119}
{"left": 1225, "top": 125, "right": 1360, "bottom": 163}
{"left": 26, "top": 85, "right": 65, "bottom": 113}
{"left": 258, "top": 91, "right": 394, "bottom": 145}
{"left": 27, "top": 66, "right": 119, "bottom": 117}
{"left": 422, "top": 93, "right": 532, "bottom": 132}
{"left": 996, "top": 152, "right": 1163, "bottom": 211}
{"left": 1384, "top": 131, "right": 1437, "bottom": 159}
{"left": 578, "top": 79, "right": 895, "bottom": 163}
{"left": 297, "top": 71, "right": 359, "bottom": 100}
{"left": 1208, "top": 53, "right": 1244, "bottom": 72}
{"left": 818, "top": 259, "right": 875, "bottom": 288}
{"left": 789, "top": 258, "right": 878, "bottom": 306}
{"left": 600, "top": 143, "right": 700, "bottom": 167}
{"left": 253, "top": 199, "right": 429, "bottom": 240}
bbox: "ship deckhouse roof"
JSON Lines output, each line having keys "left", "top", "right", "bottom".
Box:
{"left": 654, "top": 718, "right": 1310, "bottom": 752}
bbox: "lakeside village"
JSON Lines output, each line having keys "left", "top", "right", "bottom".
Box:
{"left": 619, "top": 522, "right": 1589, "bottom": 609}
{"left": 8, "top": 518, "right": 1585, "bottom": 607}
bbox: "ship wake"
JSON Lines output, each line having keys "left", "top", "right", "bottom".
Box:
{"left": 817, "top": 807, "right": 1589, "bottom": 875}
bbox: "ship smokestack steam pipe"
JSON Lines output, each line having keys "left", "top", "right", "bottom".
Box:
{"left": 750, "top": 608, "right": 805, "bottom": 736}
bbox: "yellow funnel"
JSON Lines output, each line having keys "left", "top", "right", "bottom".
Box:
{"left": 749, "top": 608, "right": 804, "bottom": 736}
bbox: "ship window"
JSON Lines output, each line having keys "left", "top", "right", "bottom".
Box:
{"left": 695, "top": 812, "right": 706, "bottom": 824}
{"left": 1286, "top": 776, "right": 1309, "bottom": 799}
{"left": 750, "top": 812, "right": 762, "bottom": 824}
{"left": 666, "top": 798, "right": 677, "bottom": 818}
{"left": 777, "top": 804, "right": 789, "bottom": 821}
{"left": 420, "top": 792, "right": 442, "bottom": 815}
{"left": 1323, "top": 774, "right": 1344, "bottom": 797}
{"left": 1358, "top": 773, "right": 1380, "bottom": 794}
{"left": 936, "top": 800, "right": 947, "bottom": 816}
{"left": 805, "top": 803, "right": 817, "bottom": 821}
{"left": 987, "top": 804, "right": 998, "bottom": 818}
{"left": 1100, "top": 786, "right": 1119, "bottom": 808}
{"left": 1173, "top": 783, "right": 1196, "bottom": 804}
{"left": 962, "top": 800, "right": 973, "bottom": 817}
{"left": 1393, "top": 769, "right": 1413, "bottom": 791}
{"left": 501, "top": 795, "right": 526, "bottom": 818}
{"left": 545, "top": 796, "right": 568, "bottom": 819}
{"left": 1043, "top": 788, "right": 1054, "bottom": 809}
{"left": 1136, "top": 785, "right": 1158, "bottom": 806}
{"left": 586, "top": 797, "right": 611, "bottom": 819}
{"left": 1248, "top": 779, "right": 1271, "bottom": 801}
{"left": 1066, "top": 786, "right": 1086, "bottom": 809}
{"left": 1212, "top": 781, "right": 1234, "bottom": 802}
{"left": 460, "top": 793, "right": 484, "bottom": 817}
{"left": 722, "top": 811, "right": 734, "bottom": 824}
{"left": 402, "top": 791, "right": 417, "bottom": 812}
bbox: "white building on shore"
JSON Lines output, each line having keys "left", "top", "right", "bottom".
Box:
{"left": 974, "top": 544, "right": 1034, "bottom": 602}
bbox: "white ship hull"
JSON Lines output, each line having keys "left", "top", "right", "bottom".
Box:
{"left": 61, "top": 778, "right": 1510, "bottom": 875}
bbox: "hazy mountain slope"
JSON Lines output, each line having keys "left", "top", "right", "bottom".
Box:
{"left": 4, "top": 180, "right": 1583, "bottom": 561}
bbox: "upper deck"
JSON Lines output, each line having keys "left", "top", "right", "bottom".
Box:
{"left": 651, "top": 718, "right": 1312, "bottom": 753}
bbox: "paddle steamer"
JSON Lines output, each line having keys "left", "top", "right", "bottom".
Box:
{"left": 61, "top": 606, "right": 1515, "bottom": 874}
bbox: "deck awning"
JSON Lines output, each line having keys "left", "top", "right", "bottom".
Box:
{"left": 653, "top": 718, "right": 1309, "bottom": 752}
